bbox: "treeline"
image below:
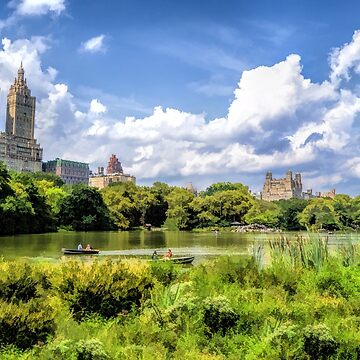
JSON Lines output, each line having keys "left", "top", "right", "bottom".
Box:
{"left": 1, "top": 161, "right": 360, "bottom": 235}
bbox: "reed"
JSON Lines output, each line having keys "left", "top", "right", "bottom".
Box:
{"left": 269, "top": 235, "right": 329, "bottom": 271}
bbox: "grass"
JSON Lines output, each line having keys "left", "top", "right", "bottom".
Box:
{"left": 1, "top": 237, "right": 360, "bottom": 358}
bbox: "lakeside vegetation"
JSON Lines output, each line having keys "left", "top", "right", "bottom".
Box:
{"left": 1, "top": 161, "right": 360, "bottom": 235}
{"left": 1, "top": 238, "right": 360, "bottom": 358}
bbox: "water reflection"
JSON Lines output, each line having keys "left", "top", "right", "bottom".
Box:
{"left": 0, "top": 231, "right": 359, "bottom": 260}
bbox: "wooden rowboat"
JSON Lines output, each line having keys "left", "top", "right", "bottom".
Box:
{"left": 62, "top": 248, "right": 99, "bottom": 255}
{"left": 169, "top": 256, "right": 194, "bottom": 264}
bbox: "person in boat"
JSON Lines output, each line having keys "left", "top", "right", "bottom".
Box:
{"left": 164, "top": 249, "right": 173, "bottom": 259}
{"left": 77, "top": 243, "right": 83, "bottom": 250}
{"left": 152, "top": 250, "right": 158, "bottom": 260}
{"left": 85, "top": 244, "right": 93, "bottom": 251}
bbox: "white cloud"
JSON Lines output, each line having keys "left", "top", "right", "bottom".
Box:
{"left": 2, "top": 31, "right": 360, "bottom": 193}
{"left": 79, "top": 35, "right": 106, "bottom": 54}
{"left": 12, "top": 0, "right": 66, "bottom": 16}
{"left": 89, "top": 99, "right": 107, "bottom": 114}
{"left": 0, "top": 0, "right": 65, "bottom": 30}
{"left": 330, "top": 30, "right": 360, "bottom": 86}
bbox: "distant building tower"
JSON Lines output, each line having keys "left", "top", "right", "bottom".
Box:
{"left": 89, "top": 154, "right": 135, "bottom": 189}
{"left": 186, "top": 183, "right": 197, "bottom": 196}
{"left": 107, "top": 154, "right": 123, "bottom": 174}
{"left": 262, "top": 170, "right": 303, "bottom": 201}
{"left": 43, "top": 158, "right": 89, "bottom": 185}
{"left": 0, "top": 63, "right": 43, "bottom": 172}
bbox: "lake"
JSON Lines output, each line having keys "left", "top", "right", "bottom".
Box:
{"left": 1, "top": 230, "right": 360, "bottom": 262}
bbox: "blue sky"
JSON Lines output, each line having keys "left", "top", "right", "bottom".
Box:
{"left": 1, "top": 0, "right": 360, "bottom": 194}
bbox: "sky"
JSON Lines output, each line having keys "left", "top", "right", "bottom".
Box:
{"left": 1, "top": 1, "right": 360, "bottom": 194}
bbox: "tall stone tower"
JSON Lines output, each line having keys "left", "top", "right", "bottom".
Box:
{"left": 6, "top": 62, "right": 36, "bottom": 139}
{"left": 0, "top": 63, "right": 43, "bottom": 172}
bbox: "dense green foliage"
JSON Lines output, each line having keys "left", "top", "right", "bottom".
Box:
{"left": 2, "top": 240, "right": 360, "bottom": 358}
{"left": 3, "top": 161, "right": 360, "bottom": 234}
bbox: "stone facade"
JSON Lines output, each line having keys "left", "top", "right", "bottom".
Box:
{"left": 318, "top": 189, "right": 336, "bottom": 199}
{"left": 0, "top": 63, "right": 43, "bottom": 172}
{"left": 43, "top": 158, "right": 89, "bottom": 185}
{"left": 89, "top": 173, "right": 136, "bottom": 189}
{"left": 89, "top": 154, "right": 135, "bottom": 189}
{"left": 262, "top": 171, "right": 303, "bottom": 201}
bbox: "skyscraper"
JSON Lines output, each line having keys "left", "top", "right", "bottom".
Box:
{"left": 0, "top": 63, "right": 43, "bottom": 172}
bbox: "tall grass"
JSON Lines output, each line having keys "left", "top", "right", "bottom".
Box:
{"left": 269, "top": 235, "right": 329, "bottom": 271}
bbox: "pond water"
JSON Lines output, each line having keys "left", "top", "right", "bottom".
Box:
{"left": 1, "top": 230, "right": 360, "bottom": 262}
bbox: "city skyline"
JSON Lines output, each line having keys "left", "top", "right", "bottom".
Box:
{"left": 1, "top": 1, "right": 360, "bottom": 193}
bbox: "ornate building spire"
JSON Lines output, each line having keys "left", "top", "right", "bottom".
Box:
{"left": 17, "top": 62, "right": 25, "bottom": 84}
{"left": 6, "top": 63, "right": 35, "bottom": 139}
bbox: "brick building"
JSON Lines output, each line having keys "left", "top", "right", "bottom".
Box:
{"left": 89, "top": 154, "right": 135, "bottom": 189}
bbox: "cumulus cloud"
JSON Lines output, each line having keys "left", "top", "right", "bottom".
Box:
{"left": 89, "top": 99, "right": 107, "bottom": 114}
{"left": 2, "top": 31, "right": 360, "bottom": 193}
{"left": 0, "top": 0, "right": 65, "bottom": 29}
{"left": 79, "top": 35, "right": 106, "bottom": 54}
{"left": 11, "top": 0, "right": 66, "bottom": 16}
{"left": 330, "top": 30, "right": 360, "bottom": 86}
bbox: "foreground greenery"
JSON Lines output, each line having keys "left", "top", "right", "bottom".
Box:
{"left": 1, "top": 161, "right": 359, "bottom": 235}
{"left": 1, "top": 239, "right": 360, "bottom": 358}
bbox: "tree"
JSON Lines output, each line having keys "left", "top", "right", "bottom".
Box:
{"left": 201, "top": 182, "right": 249, "bottom": 197}
{"left": 35, "top": 179, "right": 68, "bottom": 215}
{"left": 165, "top": 187, "right": 195, "bottom": 230}
{"left": 190, "top": 196, "right": 220, "bottom": 228}
{"left": 276, "top": 198, "right": 308, "bottom": 230}
{"left": 101, "top": 182, "right": 143, "bottom": 229}
{"left": 333, "top": 194, "right": 353, "bottom": 228}
{"left": 144, "top": 182, "right": 171, "bottom": 227}
{"left": 212, "top": 189, "right": 254, "bottom": 224}
{"left": 244, "top": 200, "right": 281, "bottom": 227}
{"left": 298, "top": 198, "right": 341, "bottom": 231}
{"left": 58, "top": 186, "right": 114, "bottom": 231}
{"left": 0, "top": 162, "right": 13, "bottom": 201}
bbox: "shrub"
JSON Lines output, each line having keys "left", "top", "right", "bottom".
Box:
{"left": 203, "top": 296, "right": 239, "bottom": 336}
{"left": 216, "top": 256, "right": 260, "bottom": 287}
{"left": 0, "top": 299, "right": 55, "bottom": 350}
{"left": 150, "top": 261, "right": 181, "bottom": 285}
{"left": 0, "top": 262, "right": 49, "bottom": 302}
{"left": 303, "top": 324, "right": 338, "bottom": 360}
{"left": 76, "top": 339, "right": 109, "bottom": 360}
{"left": 58, "top": 260, "right": 153, "bottom": 320}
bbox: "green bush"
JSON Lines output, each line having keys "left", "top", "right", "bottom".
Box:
{"left": 0, "top": 262, "right": 49, "bottom": 302}
{"left": 58, "top": 260, "right": 153, "bottom": 320}
{"left": 303, "top": 324, "right": 338, "bottom": 360}
{"left": 76, "top": 339, "right": 109, "bottom": 360}
{"left": 203, "top": 295, "right": 239, "bottom": 336}
{"left": 150, "top": 261, "right": 181, "bottom": 285}
{"left": 0, "top": 299, "right": 55, "bottom": 350}
{"left": 216, "top": 256, "right": 260, "bottom": 286}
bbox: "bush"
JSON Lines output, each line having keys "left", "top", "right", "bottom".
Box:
{"left": 0, "top": 299, "right": 55, "bottom": 350}
{"left": 216, "top": 256, "right": 260, "bottom": 287}
{"left": 150, "top": 261, "right": 181, "bottom": 285}
{"left": 76, "top": 339, "right": 109, "bottom": 360}
{"left": 0, "top": 262, "right": 49, "bottom": 303}
{"left": 203, "top": 296, "right": 239, "bottom": 336}
{"left": 58, "top": 260, "right": 153, "bottom": 320}
{"left": 303, "top": 324, "right": 338, "bottom": 360}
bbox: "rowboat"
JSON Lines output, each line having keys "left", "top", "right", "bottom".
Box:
{"left": 62, "top": 248, "right": 99, "bottom": 255}
{"left": 169, "top": 256, "right": 194, "bottom": 264}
